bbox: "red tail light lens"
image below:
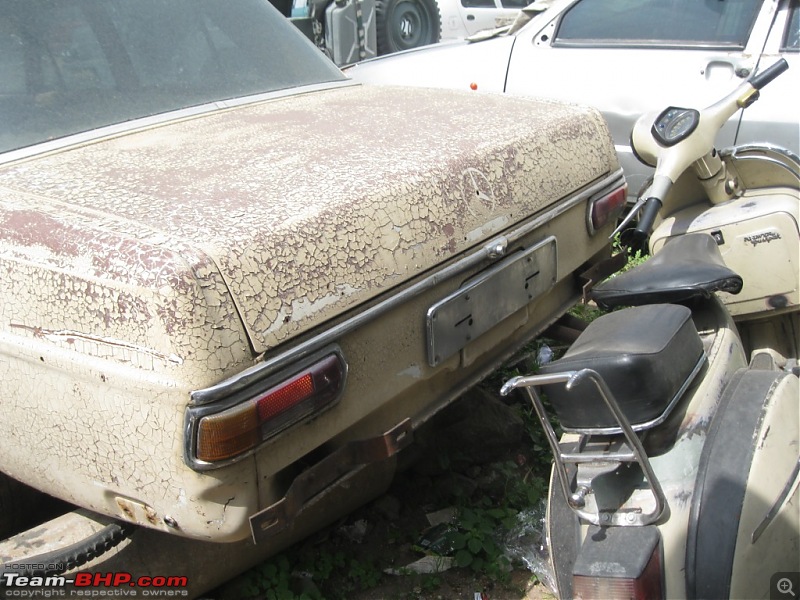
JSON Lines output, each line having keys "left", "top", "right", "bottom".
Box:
{"left": 588, "top": 184, "right": 628, "bottom": 234}
{"left": 573, "top": 540, "right": 663, "bottom": 600}
{"left": 195, "top": 353, "right": 346, "bottom": 463}
{"left": 256, "top": 371, "right": 316, "bottom": 422}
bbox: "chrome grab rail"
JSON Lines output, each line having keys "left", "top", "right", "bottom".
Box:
{"left": 501, "top": 368, "right": 668, "bottom": 527}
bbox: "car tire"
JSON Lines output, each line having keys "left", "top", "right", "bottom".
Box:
{"left": 376, "top": 0, "right": 441, "bottom": 55}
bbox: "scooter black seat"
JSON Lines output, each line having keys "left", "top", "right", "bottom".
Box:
{"left": 591, "top": 233, "right": 742, "bottom": 309}
{"left": 539, "top": 303, "right": 704, "bottom": 433}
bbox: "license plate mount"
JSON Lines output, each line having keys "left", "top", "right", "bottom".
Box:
{"left": 426, "top": 236, "right": 557, "bottom": 367}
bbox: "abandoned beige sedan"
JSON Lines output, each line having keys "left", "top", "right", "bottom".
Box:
{"left": 0, "top": 0, "right": 624, "bottom": 594}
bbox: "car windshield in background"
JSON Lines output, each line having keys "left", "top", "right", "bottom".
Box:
{"left": 0, "top": 0, "right": 345, "bottom": 155}
{"left": 555, "top": 0, "right": 762, "bottom": 47}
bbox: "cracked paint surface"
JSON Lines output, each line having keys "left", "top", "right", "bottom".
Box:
{"left": 0, "top": 83, "right": 616, "bottom": 540}
{"left": 0, "top": 85, "right": 616, "bottom": 355}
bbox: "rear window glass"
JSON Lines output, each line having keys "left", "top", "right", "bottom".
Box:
{"left": 555, "top": 0, "right": 762, "bottom": 47}
{"left": 0, "top": 0, "right": 345, "bottom": 155}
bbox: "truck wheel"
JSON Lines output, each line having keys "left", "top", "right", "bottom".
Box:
{"left": 0, "top": 472, "right": 42, "bottom": 538}
{"left": 376, "top": 0, "right": 441, "bottom": 55}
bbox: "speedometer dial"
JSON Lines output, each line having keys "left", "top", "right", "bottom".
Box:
{"left": 651, "top": 107, "right": 700, "bottom": 146}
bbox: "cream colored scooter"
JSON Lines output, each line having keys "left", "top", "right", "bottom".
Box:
{"left": 502, "top": 59, "right": 799, "bottom": 599}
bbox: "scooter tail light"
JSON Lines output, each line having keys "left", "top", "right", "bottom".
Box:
{"left": 196, "top": 353, "right": 345, "bottom": 462}
{"left": 588, "top": 183, "right": 628, "bottom": 234}
{"left": 573, "top": 541, "right": 663, "bottom": 600}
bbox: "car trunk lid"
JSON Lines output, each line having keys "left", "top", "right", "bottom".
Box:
{"left": 0, "top": 85, "right": 617, "bottom": 354}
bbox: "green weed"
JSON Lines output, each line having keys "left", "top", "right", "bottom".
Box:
{"left": 612, "top": 233, "right": 649, "bottom": 274}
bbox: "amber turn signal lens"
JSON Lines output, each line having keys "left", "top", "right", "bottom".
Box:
{"left": 195, "top": 353, "right": 346, "bottom": 463}
{"left": 197, "top": 403, "right": 260, "bottom": 462}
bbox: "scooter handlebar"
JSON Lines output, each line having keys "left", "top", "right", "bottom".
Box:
{"left": 632, "top": 196, "right": 663, "bottom": 242}
{"left": 627, "top": 59, "right": 788, "bottom": 244}
{"left": 749, "top": 58, "right": 789, "bottom": 90}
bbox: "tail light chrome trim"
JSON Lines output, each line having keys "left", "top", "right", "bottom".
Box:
{"left": 184, "top": 346, "right": 347, "bottom": 470}
{"left": 587, "top": 182, "right": 628, "bottom": 235}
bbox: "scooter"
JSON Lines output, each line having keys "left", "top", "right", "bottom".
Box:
{"left": 501, "top": 58, "right": 799, "bottom": 599}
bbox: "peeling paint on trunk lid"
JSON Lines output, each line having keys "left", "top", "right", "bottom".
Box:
{"left": 0, "top": 85, "right": 616, "bottom": 354}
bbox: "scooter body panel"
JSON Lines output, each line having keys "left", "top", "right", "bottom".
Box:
{"left": 730, "top": 373, "right": 799, "bottom": 598}
{"left": 688, "top": 369, "right": 799, "bottom": 599}
{"left": 652, "top": 188, "right": 800, "bottom": 318}
{"left": 738, "top": 310, "right": 800, "bottom": 369}
{"left": 546, "top": 460, "right": 580, "bottom": 599}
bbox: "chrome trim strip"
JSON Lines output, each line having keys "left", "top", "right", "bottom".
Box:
{"left": 722, "top": 143, "right": 800, "bottom": 180}
{"left": 190, "top": 168, "right": 626, "bottom": 407}
{"left": 552, "top": 40, "right": 748, "bottom": 51}
{"left": 0, "top": 80, "right": 355, "bottom": 166}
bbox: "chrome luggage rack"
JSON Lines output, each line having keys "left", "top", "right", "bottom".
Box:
{"left": 501, "top": 369, "right": 668, "bottom": 527}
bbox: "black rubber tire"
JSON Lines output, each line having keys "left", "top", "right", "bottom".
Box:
{"left": 376, "top": 0, "right": 441, "bottom": 55}
{"left": 0, "top": 521, "right": 136, "bottom": 580}
{"left": 0, "top": 472, "right": 42, "bottom": 539}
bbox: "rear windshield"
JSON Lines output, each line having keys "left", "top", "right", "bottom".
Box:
{"left": 555, "top": 0, "right": 762, "bottom": 48}
{"left": 0, "top": 0, "right": 345, "bottom": 154}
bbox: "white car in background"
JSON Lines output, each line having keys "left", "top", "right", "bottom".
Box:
{"left": 349, "top": 0, "right": 800, "bottom": 201}
{"left": 438, "top": 0, "right": 535, "bottom": 40}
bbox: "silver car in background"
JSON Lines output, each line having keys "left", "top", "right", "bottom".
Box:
{"left": 349, "top": 0, "right": 800, "bottom": 200}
